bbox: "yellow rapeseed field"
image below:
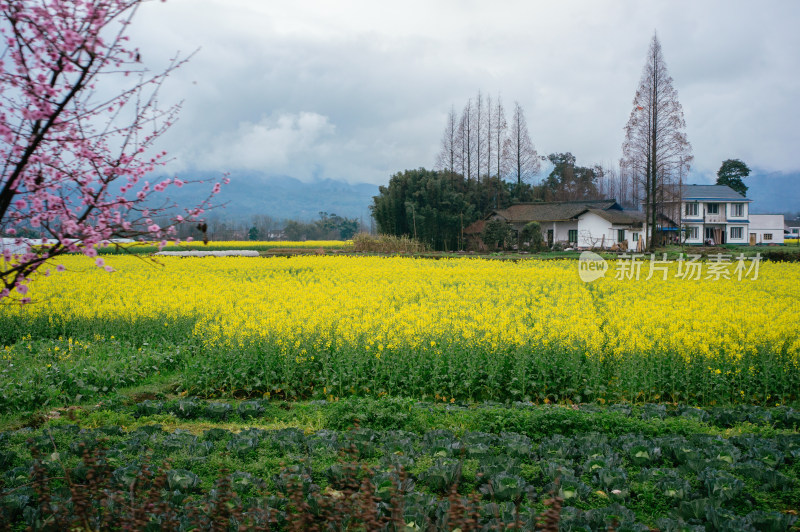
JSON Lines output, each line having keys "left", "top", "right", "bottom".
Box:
{"left": 3, "top": 254, "right": 799, "bottom": 403}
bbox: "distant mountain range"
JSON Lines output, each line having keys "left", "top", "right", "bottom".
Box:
{"left": 153, "top": 168, "right": 798, "bottom": 224}
{"left": 743, "top": 170, "right": 800, "bottom": 215}
{"left": 155, "top": 171, "right": 379, "bottom": 222}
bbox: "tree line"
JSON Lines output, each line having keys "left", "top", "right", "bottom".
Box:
{"left": 166, "top": 212, "right": 362, "bottom": 242}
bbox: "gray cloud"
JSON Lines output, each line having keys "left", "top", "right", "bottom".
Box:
{"left": 127, "top": 0, "right": 800, "bottom": 184}
{"left": 193, "top": 112, "right": 335, "bottom": 172}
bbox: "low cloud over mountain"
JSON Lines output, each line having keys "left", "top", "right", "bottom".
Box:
{"left": 155, "top": 171, "right": 378, "bottom": 222}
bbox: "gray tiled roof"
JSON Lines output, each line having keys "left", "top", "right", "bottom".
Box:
{"left": 583, "top": 208, "right": 644, "bottom": 226}
{"left": 493, "top": 200, "right": 619, "bottom": 223}
{"left": 681, "top": 185, "right": 750, "bottom": 201}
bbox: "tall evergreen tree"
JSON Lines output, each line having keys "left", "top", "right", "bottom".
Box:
{"left": 716, "top": 159, "right": 751, "bottom": 196}
{"left": 371, "top": 169, "right": 481, "bottom": 250}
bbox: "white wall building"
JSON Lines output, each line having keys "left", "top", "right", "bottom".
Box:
{"left": 575, "top": 209, "right": 643, "bottom": 249}
{"left": 680, "top": 185, "right": 751, "bottom": 245}
{"left": 749, "top": 214, "right": 785, "bottom": 244}
{"left": 785, "top": 221, "right": 800, "bottom": 240}
{"left": 480, "top": 200, "right": 644, "bottom": 250}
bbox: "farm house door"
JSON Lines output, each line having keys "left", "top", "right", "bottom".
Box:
{"left": 705, "top": 226, "right": 726, "bottom": 245}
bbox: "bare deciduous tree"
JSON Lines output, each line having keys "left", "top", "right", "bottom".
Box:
{"left": 458, "top": 99, "right": 473, "bottom": 180}
{"left": 473, "top": 91, "right": 485, "bottom": 180}
{"left": 493, "top": 97, "right": 508, "bottom": 181}
{"left": 436, "top": 92, "right": 510, "bottom": 193}
{"left": 485, "top": 94, "right": 494, "bottom": 180}
{"left": 621, "top": 33, "right": 692, "bottom": 250}
{"left": 435, "top": 106, "right": 459, "bottom": 174}
{"left": 504, "top": 102, "right": 539, "bottom": 186}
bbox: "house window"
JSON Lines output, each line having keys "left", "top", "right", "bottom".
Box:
{"left": 685, "top": 203, "right": 698, "bottom": 216}
{"left": 730, "top": 227, "right": 743, "bottom": 239}
{"left": 707, "top": 203, "right": 719, "bottom": 214}
{"left": 632, "top": 232, "right": 639, "bottom": 242}
{"left": 568, "top": 229, "right": 577, "bottom": 243}
{"left": 764, "top": 233, "right": 772, "bottom": 241}
{"left": 686, "top": 226, "right": 698, "bottom": 239}
{"left": 617, "top": 229, "right": 625, "bottom": 242}
{"left": 732, "top": 203, "right": 744, "bottom": 217}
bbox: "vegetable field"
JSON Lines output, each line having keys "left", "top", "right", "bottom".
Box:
{"left": 1, "top": 398, "right": 799, "bottom": 530}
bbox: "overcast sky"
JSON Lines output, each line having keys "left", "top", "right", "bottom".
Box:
{"left": 129, "top": 0, "right": 800, "bottom": 185}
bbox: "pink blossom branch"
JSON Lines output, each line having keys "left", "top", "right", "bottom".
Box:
{"left": 1, "top": 0, "right": 224, "bottom": 300}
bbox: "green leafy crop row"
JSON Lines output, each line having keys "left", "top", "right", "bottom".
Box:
{"left": 1, "top": 399, "right": 798, "bottom": 529}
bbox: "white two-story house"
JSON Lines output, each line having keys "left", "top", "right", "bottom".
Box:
{"left": 680, "top": 185, "right": 751, "bottom": 245}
